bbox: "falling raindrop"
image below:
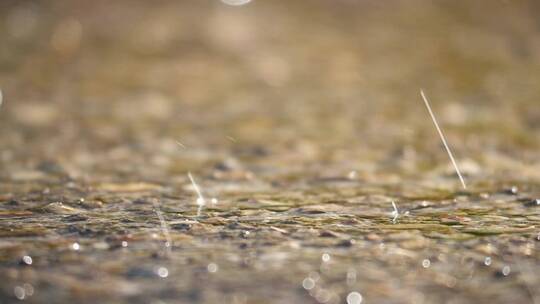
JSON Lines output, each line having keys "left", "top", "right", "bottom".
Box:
{"left": 122, "top": 241, "right": 128, "bottom": 248}
{"left": 71, "top": 242, "right": 80, "bottom": 251}
{"left": 422, "top": 259, "right": 431, "bottom": 268}
{"left": 484, "top": 257, "right": 491, "bottom": 266}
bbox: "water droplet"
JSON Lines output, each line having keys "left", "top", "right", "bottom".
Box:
{"left": 346, "top": 291, "right": 363, "bottom": 304}
{"left": 196, "top": 197, "right": 205, "bottom": 206}
{"left": 322, "top": 253, "right": 330, "bottom": 263}
{"left": 14, "top": 286, "right": 25, "bottom": 300}
{"left": 221, "top": 0, "right": 252, "bottom": 6}
{"left": 484, "top": 257, "right": 491, "bottom": 266}
{"left": 211, "top": 198, "right": 218, "bottom": 204}
{"left": 347, "top": 171, "right": 357, "bottom": 179}
{"left": 207, "top": 263, "right": 219, "bottom": 273}
{"left": 422, "top": 259, "right": 431, "bottom": 268}
{"left": 502, "top": 265, "right": 511, "bottom": 276}
{"left": 71, "top": 242, "right": 80, "bottom": 251}
{"left": 302, "top": 277, "right": 315, "bottom": 290}
{"left": 121, "top": 241, "right": 128, "bottom": 248}
{"left": 21, "top": 255, "right": 32, "bottom": 265}
{"left": 156, "top": 267, "right": 169, "bottom": 278}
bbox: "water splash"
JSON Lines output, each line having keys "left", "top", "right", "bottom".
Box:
{"left": 188, "top": 172, "right": 207, "bottom": 216}
{"left": 391, "top": 201, "right": 399, "bottom": 224}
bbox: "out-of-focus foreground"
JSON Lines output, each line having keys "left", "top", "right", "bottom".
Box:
{"left": 0, "top": 1, "right": 539, "bottom": 303}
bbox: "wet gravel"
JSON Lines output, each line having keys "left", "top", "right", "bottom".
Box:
{"left": 0, "top": 1, "right": 539, "bottom": 303}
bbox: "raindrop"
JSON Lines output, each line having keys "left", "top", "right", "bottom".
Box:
{"left": 484, "top": 257, "right": 492, "bottom": 266}
{"left": 302, "top": 277, "right": 315, "bottom": 290}
{"left": 21, "top": 255, "right": 32, "bottom": 265}
{"left": 346, "top": 291, "right": 363, "bottom": 304}
{"left": 502, "top": 265, "right": 511, "bottom": 276}
{"left": 156, "top": 267, "right": 169, "bottom": 278}
{"left": 347, "top": 171, "right": 357, "bottom": 179}
{"left": 14, "top": 286, "right": 25, "bottom": 300}
{"left": 391, "top": 201, "right": 399, "bottom": 224}
{"left": 211, "top": 198, "right": 218, "bottom": 204}
{"left": 23, "top": 283, "right": 34, "bottom": 297}
{"left": 207, "top": 263, "right": 219, "bottom": 273}
{"left": 121, "top": 241, "right": 128, "bottom": 248}
{"left": 422, "top": 259, "right": 431, "bottom": 268}
{"left": 322, "top": 253, "right": 330, "bottom": 263}
{"left": 71, "top": 242, "right": 80, "bottom": 251}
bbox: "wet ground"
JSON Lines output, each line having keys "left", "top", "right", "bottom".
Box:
{"left": 0, "top": 1, "right": 539, "bottom": 303}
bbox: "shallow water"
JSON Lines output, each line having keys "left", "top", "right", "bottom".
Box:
{"left": 0, "top": 1, "right": 539, "bottom": 303}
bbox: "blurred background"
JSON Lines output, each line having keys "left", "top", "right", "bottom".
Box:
{"left": 1, "top": 0, "right": 539, "bottom": 185}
